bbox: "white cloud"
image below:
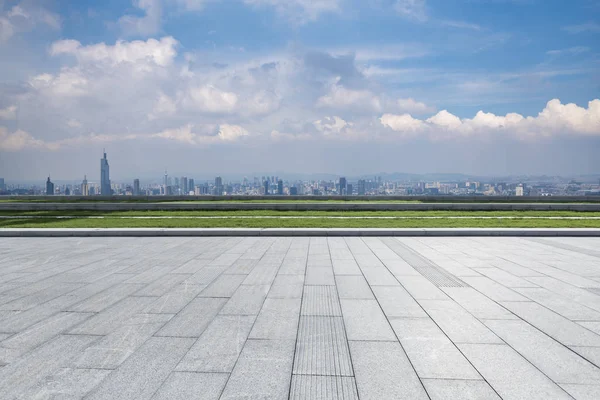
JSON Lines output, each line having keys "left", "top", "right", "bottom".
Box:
{"left": 243, "top": 0, "right": 340, "bottom": 23}
{"left": 381, "top": 99, "right": 600, "bottom": 139}
{"left": 0, "top": 105, "right": 17, "bottom": 120}
{"left": 152, "top": 124, "right": 196, "bottom": 143}
{"left": 29, "top": 69, "right": 89, "bottom": 97}
{"left": 66, "top": 119, "right": 82, "bottom": 128}
{"left": 317, "top": 84, "right": 382, "bottom": 112}
{"left": 119, "top": 0, "right": 162, "bottom": 36}
{"left": 395, "top": 0, "right": 428, "bottom": 22}
{"left": 218, "top": 124, "right": 249, "bottom": 141}
{"left": 314, "top": 116, "right": 349, "bottom": 135}
{"left": 397, "top": 98, "right": 434, "bottom": 114}
{"left": 51, "top": 36, "right": 178, "bottom": 67}
{"left": 441, "top": 20, "right": 482, "bottom": 31}
{"left": 0, "top": 16, "right": 14, "bottom": 42}
{"left": 0, "top": 127, "right": 55, "bottom": 151}
{"left": 171, "top": 0, "right": 213, "bottom": 11}
{"left": 0, "top": 1, "right": 60, "bottom": 43}
{"left": 546, "top": 46, "right": 589, "bottom": 56}
{"left": 182, "top": 85, "right": 239, "bottom": 113}
{"left": 562, "top": 23, "right": 600, "bottom": 34}
{"left": 148, "top": 92, "right": 177, "bottom": 120}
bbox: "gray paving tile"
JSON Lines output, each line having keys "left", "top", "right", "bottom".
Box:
{"left": 67, "top": 283, "right": 145, "bottom": 312}
{"left": 73, "top": 313, "right": 173, "bottom": 369}
{"left": 20, "top": 367, "right": 112, "bottom": 399}
{"left": 219, "top": 339, "right": 295, "bottom": 400}
{"left": 306, "top": 267, "right": 336, "bottom": 285}
{"left": 473, "top": 267, "right": 539, "bottom": 288}
{"left": 132, "top": 273, "right": 191, "bottom": 297}
{"left": 86, "top": 336, "right": 194, "bottom": 400}
{"left": 0, "top": 311, "right": 92, "bottom": 364}
{"left": 578, "top": 321, "right": 600, "bottom": 336}
{"left": 501, "top": 301, "right": 600, "bottom": 346}
{"left": 176, "top": 315, "right": 255, "bottom": 372}
{"left": 360, "top": 267, "right": 399, "bottom": 286}
{"left": 349, "top": 340, "right": 428, "bottom": 400}
{"left": 290, "top": 375, "right": 359, "bottom": 400}
{"left": 250, "top": 298, "right": 301, "bottom": 340}
{"left": 514, "top": 287, "right": 600, "bottom": 321}
{"left": 332, "top": 259, "right": 362, "bottom": 275}
{"left": 0, "top": 334, "right": 99, "bottom": 399}
{"left": 462, "top": 276, "right": 529, "bottom": 302}
{"left": 459, "top": 343, "right": 573, "bottom": 400}
{"left": 419, "top": 299, "right": 502, "bottom": 344}
{"left": 152, "top": 371, "right": 229, "bottom": 400}
{"left": 224, "top": 258, "right": 259, "bottom": 275}
{"left": 443, "top": 287, "right": 518, "bottom": 320}
{"left": 185, "top": 266, "right": 227, "bottom": 285}
{"left": 198, "top": 273, "right": 246, "bottom": 298}
{"left": 301, "top": 285, "right": 342, "bottom": 316}
{"left": 372, "top": 285, "right": 428, "bottom": 318}
{"left": 219, "top": 285, "right": 270, "bottom": 316}
{"left": 422, "top": 379, "right": 501, "bottom": 400}
{"left": 560, "top": 384, "right": 600, "bottom": 400}
{"left": 293, "top": 316, "right": 353, "bottom": 376}
{"left": 390, "top": 317, "right": 481, "bottom": 379}
{"left": 144, "top": 283, "right": 206, "bottom": 314}
{"left": 395, "top": 275, "right": 449, "bottom": 300}
{"left": 278, "top": 258, "right": 307, "bottom": 275}
{"left": 335, "top": 275, "right": 374, "bottom": 299}
{"left": 156, "top": 297, "right": 227, "bottom": 337}
{"left": 243, "top": 265, "right": 279, "bottom": 285}
{"left": 68, "top": 296, "right": 157, "bottom": 336}
{"left": 268, "top": 274, "right": 304, "bottom": 298}
{"left": 340, "top": 299, "right": 396, "bottom": 341}
{"left": 0, "top": 282, "right": 83, "bottom": 311}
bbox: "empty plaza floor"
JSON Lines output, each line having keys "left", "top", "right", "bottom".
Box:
{"left": 2, "top": 237, "right": 600, "bottom": 399}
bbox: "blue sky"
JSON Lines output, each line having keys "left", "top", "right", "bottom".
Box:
{"left": 0, "top": 0, "right": 599, "bottom": 179}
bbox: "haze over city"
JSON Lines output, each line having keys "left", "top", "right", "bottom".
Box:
{"left": 1, "top": 0, "right": 599, "bottom": 180}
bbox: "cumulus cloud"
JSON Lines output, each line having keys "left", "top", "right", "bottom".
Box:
{"left": 316, "top": 84, "right": 382, "bottom": 112}
{"left": 0, "top": 127, "right": 54, "bottom": 151}
{"left": 381, "top": 99, "right": 600, "bottom": 139}
{"left": 397, "top": 98, "right": 435, "bottom": 114}
{"left": 182, "top": 85, "right": 239, "bottom": 113}
{"left": 218, "top": 124, "right": 249, "bottom": 141}
{"left": 314, "top": 116, "right": 349, "bottom": 135}
{"left": 0, "top": 105, "right": 17, "bottom": 120}
{"left": 0, "top": 1, "right": 60, "bottom": 43}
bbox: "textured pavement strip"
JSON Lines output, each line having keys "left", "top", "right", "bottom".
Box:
{"left": 2, "top": 238, "right": 600, "bottom": 398}
{"left": 4, "top": 215, "right": 600, "bottom": 219}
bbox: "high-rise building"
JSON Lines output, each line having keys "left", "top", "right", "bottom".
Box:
{"left": 215, "top": 177, "right": 223, "bottom": 195}
{"left": 347, "top": 184, "right": 353, "bottom": 195}
{"left": 264, "top": 180, "right": 269, "bottom": 195}
{"left": 358, "top": 180, "right": 366, "bottom": 195}
{"left": 188, "top": 179, "right": 195, "bottom": 194}
{"left": 65, "top": 187, "right": 71, "bottom": 196}
{"left": 100, "top": 150, "right": 111, "bottom": 195}
{"left": 181, "top": 177, "right": 188, "bottom": 194}
{"left": 277, "top": 180, "right": 283, "bottom": 195}
{"left": 290, "top": 187, "right": 298, "bottom": 195}
{"left": 133, "top": 179, "right": 140, "bottom": 196}
{"left": 82, "top": 175, "right": 89, "bottom": 196}
{"left": 516, "top": 185, "right": 524, "bottom": 196}
{"left": 46, "top": 177, "right": 54, "bottom": 195}
{"left": 339, "top": 177, "right": 347, "bottom": 195}
{"left": 0, "top": 178, "right": 4, "bottom": 191}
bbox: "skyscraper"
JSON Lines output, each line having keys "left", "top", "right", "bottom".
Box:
{"left": 188, "top": 179, "right": 195, "bottom": 194}
{"left": 100, "top": 150, "right": 111, "bottom": 196}
{"left": 358, "top": 179, "right": 366, "bottom": 195}
{"left": 264, "top": 180, "right": 269, "bottom": 195}
{"left": 215, "top": 177, "right": 223, "bottom": 195}
{"left": 181, "top": 177, "right": 188, "bottom": 194}
{"left": 347, "top": 184, "right": 353, "bottom": 196}
{"left": 82, "top": 175, "right": 89, "bottom": 196}
{"left": 46, "top": 177, "right": 54, "bottom": 195}
{"left": 277, "top": 180, "right": 283, "bottom": 195}
{"left": 339, "top": 177, "right": 347, "bottom": 195}
{"left": 133, "top": 179, "right": 140, "bottom": 196}
{"left": 163, "top": 170, "right": 168, "bottom": 195}
{"left": 0, "top": 178, "right": 5, "bottom": 191}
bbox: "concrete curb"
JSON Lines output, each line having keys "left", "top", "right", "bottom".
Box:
{"left": 1, "top": 228, "right": 600, "bottom": 237}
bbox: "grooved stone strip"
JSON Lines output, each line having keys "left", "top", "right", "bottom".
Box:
{"left": 384, "top": 239, "right": 469, "bottom": 287}
{"left": 301, "top": 286, "right": 342, "bottom": 316}
{"left": 293, "top": 316, "right": 353, "bottom": 376}
{"left": 289, "top": 375, "right": 359, "bottom": 400}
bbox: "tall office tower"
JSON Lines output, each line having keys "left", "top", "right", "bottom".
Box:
{"left": 46, "top": 177, "right": 54, "bottom": 195}
{"left": 82, "top": 175, "right": 89, "bottom": 196}
{"left": 65, "top": 187, "right": 71, "bottom": 195}
{"left": 215, "top": 176, "right": 223, "bottom": 195}
{"left": 174, "top": 177, "right": 180, "bottom": 190}
{"left": 0, "top": 178, "right": 4, "bottom": 191}
{"left": 347, "top": 184, "right": 353, "bottom": 196}
{"left": 516, "top": 185, "right": 524, "bottom": 196}
{"left": 133, "top": 179, "right": 140, "bottom": 196}
{"left": 290, "top": 187, "right": 298, "bottom": 195}
{"left": 264, "top": 180, "right": 269, "bottom": 195}
{"left": 188, "top": 179, "right": 195, "bottom": 194}
{"left": 358, "top": 179, "right": 366, "bottom": 195}
{"left": 100, "top": 150, "right": 111, "bottom": 195}
{"left": 339, "top": 177, "right": 347, "bottom": 195}
{"left": 181, "top": 177, "right": 188, "bottom": 194}
{"left": 277, "top": 180, "right": 283, "bottom": 195}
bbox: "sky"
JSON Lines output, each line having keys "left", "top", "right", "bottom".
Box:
{"left": 0, "top": 0, "right": 599, "bottom": 181}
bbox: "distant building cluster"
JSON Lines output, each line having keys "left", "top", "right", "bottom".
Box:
{"left": 1, "top": 151, "right": 600, "bottom": 197}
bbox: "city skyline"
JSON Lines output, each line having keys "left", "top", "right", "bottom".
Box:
{"left": 0, "top": 1, "right": 599, "bottom": 179}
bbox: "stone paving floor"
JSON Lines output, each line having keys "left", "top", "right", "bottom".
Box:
{"left": 1, "top": 237, "right": 600, "bottom": 399}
